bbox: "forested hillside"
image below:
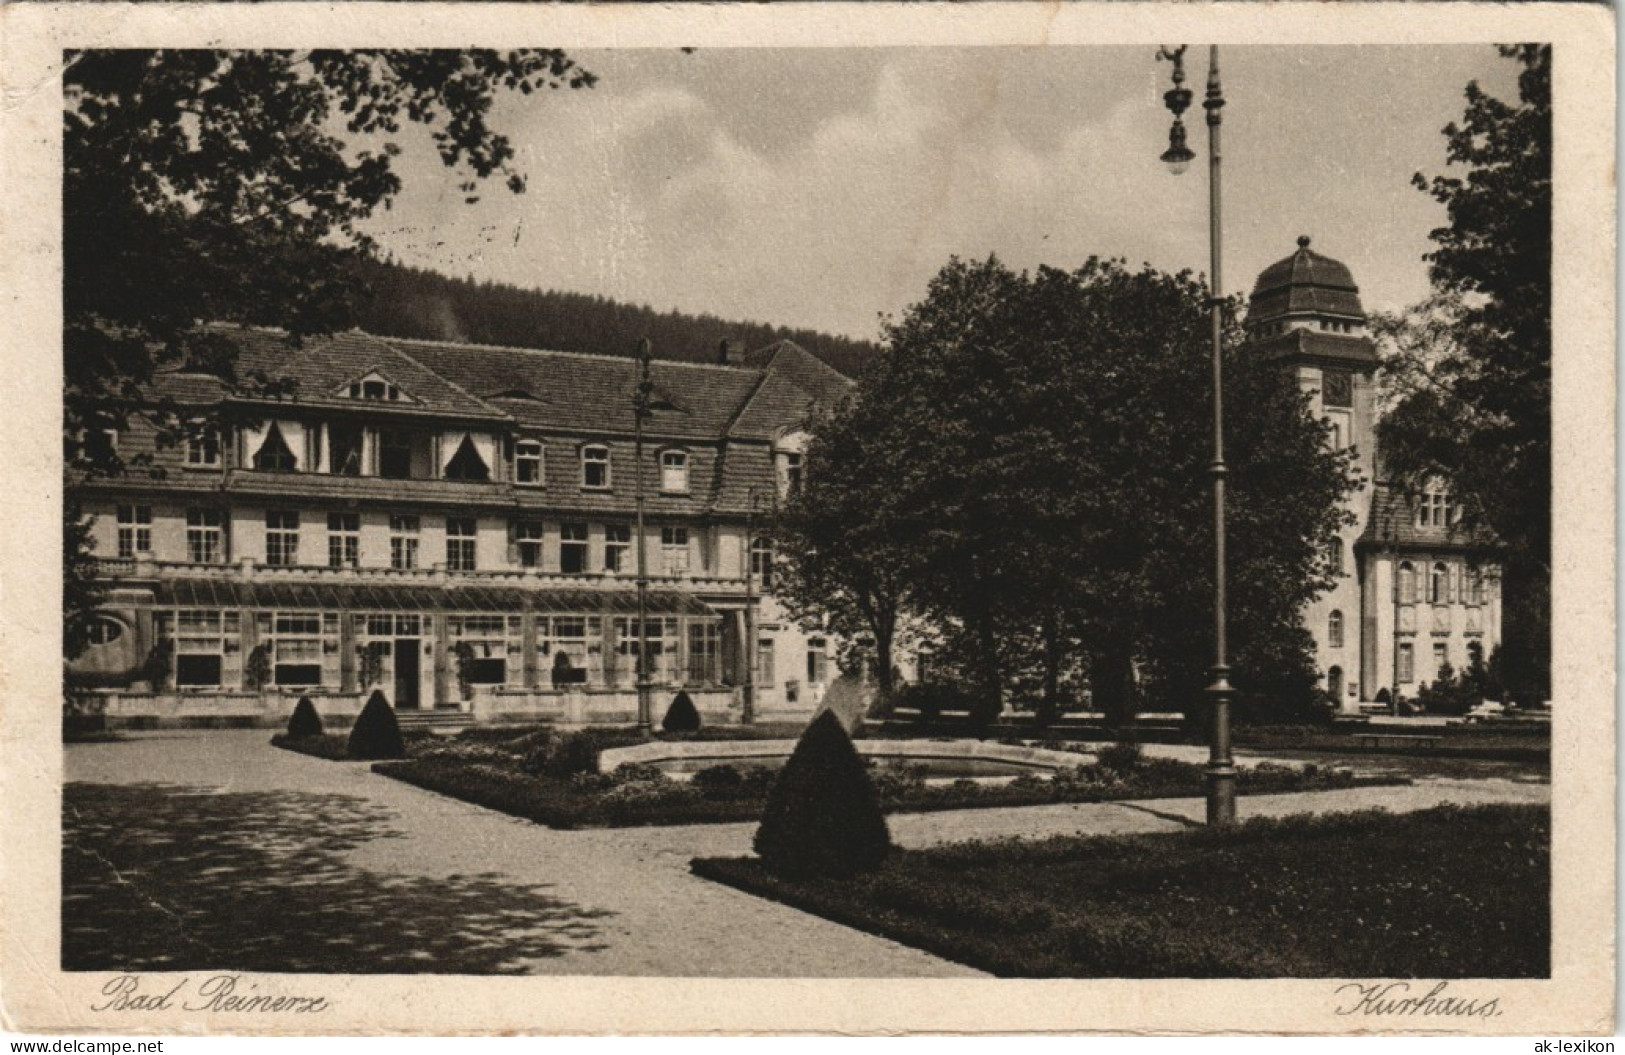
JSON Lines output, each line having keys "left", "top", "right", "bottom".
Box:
{"left": 348, "top": 257, "right": 878, "bottom": 377}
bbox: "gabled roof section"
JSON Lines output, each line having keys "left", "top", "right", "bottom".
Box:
{"left": 333, "top": 368, "right": 417, "bottom": 403}
{"left": 388, "top": 336, "right": 763, "bottom": 439}
{"left": 187, "top": 326, "right": 506, "bottom": 420}
{"left": 1357, "top": 483, "right": 1500, "bottom": 552}
{"left": 727, "top": 369, "right": 820, "bottom": 440}
{"left": 742, "top": 340, "right": 854, "bottom": 409}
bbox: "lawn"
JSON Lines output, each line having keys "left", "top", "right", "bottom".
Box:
{"left": 365, "top": 728, "right": 1402, "bottom": 830}
{"left": 692, "top": 803, "right": 1549, "bottom": 978}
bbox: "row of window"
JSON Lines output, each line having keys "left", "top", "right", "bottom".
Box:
{"left": 117, "top": 505, "right": 778, "bottom": 579}
{"left": 1394, "top": 640, "right": 1482, "bottom": 684}
{"left": 1395, "top": 560, "right": 1489, "bottom": 606}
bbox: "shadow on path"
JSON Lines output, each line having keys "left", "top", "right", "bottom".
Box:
{"left": 64, "top": 782, "right": 613, "bottom": 974}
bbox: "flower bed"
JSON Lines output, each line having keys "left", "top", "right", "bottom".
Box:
{"left": 691, "top": 803, "right": 1550, "bottom": 978}
{"left": 369, "top": 726, "right": 1403, "bottom": 830}
{"left": 270, "top": 731, "right": 437, "bottom": 761}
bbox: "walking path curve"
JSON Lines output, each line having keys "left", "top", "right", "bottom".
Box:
{"left": 64, "top": 730, "right": 1548, "bottom": 977}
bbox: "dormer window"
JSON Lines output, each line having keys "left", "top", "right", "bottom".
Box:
{"left": 1416, "top": 491, "right": 1457, "bottom": 528}
{"left": 660, "top": 450, "right": 689, "bottom": 493}
{"left": 340, "top": 371, "right": 411, "bottom": 403}
{"left": 515, "top": 440, "right": 544, "bottom": 486}
{"left": 582, "top": 446, "right": 610, "bottom": 490}
{"left": 185, "top": 430, "right": 220, "bottom": 467}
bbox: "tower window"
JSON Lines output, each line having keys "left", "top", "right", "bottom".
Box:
{"left": 1322, "top": 370, "right": 1352, "bottom": 408}
{"left": 1328, "top": 610, "right": 1344, "bottom": 649}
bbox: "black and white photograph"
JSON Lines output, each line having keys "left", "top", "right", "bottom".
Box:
{"left": 0, "top": 1, "right": 1613, "bottom": 1038}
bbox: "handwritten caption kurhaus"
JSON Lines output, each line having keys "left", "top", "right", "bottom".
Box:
{"left": 92, "top": 974, "right": 329, "bottom": 1014}
{"left": 1335, "top": 981, "right": 1503, "bottom": 1019}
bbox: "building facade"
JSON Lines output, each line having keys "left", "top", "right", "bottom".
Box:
{"left": 67, "top": 328, "right": 852, "bottom": 728}
{"left": 1246, "top": 237, "right": 1503, "bottom": 711}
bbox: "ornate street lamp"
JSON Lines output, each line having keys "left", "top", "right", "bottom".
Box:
{"left": 633, "top": 338, "right": 655, "bottom": 733}
{"left": 1158, "top": 44, "right": 1237, "bottom": 826}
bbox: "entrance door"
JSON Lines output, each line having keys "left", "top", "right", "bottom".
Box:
{"left": 394, "top": 638, "right": 421, "bottom": 710}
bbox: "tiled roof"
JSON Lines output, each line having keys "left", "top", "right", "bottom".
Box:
{"left": 728, "top": 370, "right": 820, "bottom": 440}
{"left": 1248, "top": 237, "right": 1366, "bottom": 322}
{"left": 384, "top": 336, "right": 764, "bottom": 441}
{"left": 1357, "top": 483, "right": 1499, "bottom": 552}
{"left": 741, "top": 340, "right": 855, "bottom": 408}
{"left": 191, "top": 326, "right": 506, "bottom": 420}
{"left": 1250, "top": 329, "right": 1378, "bottom": 367}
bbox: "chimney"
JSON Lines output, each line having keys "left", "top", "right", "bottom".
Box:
{"left": 718, "top": 339, "right": 745, "bottom": 366}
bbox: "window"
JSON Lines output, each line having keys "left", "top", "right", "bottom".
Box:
{"left": 1326, "top": 538, "right": 1344, "bottom": 576}
{"left": 446, "top": 517, "right": 477, "bottom": 572}
{"left": 515, "top": 521, "right": 544, "bottom": 569}
{"left": 544, "top": 615, "right": 601, "bottom": 687}
{"left": 444, "top": 435, "right": 490, "bottom": 482}
{"left": 613, "top": 617, "right": 677, "bottom": 687}
{"left": 389, "top": 515, "right": 420, "bottom": 570}
{"left": 1396, "top": 561, "right": 1416, "bottom": 605}
{"left": 329, "top": 424, "right": 364, "bottom": 477}
{"left": 662, "top": 526, "right": 690, "bottom": 575}
{"left": 1328, "top": 421, "right": 1344, "bottom": 450}
{"left": 1469, "top": 568, "right": 1487, "bottom": 606}
{"left": 185, "top": 431, "right": 220, "bottom": 467}
{"left": 173, "top": 609, "right": 241, "bottom": 688}
{"left": 1322, "top": 369, "right": 1353, "bottom": 408}
{"left": 1433, "top": 642, "right": 1449, "bottom": 673}
{"left": 87, "top": 617, "right": 124, "bottom": 646}
{"left": 807, "top": 637, "right": 829, "bottom": 684}
{"left": 261, "top": 611, "right": 338, "bottom": 687}
{"left": 1430, "top": 562, "right": 1451, "bottom": 605}
{"left": 604, "top": 524, "right": 630, "bottom": 573}
{"left": 515, "top": 440, "right": 544, "bottom": 486}
{"left": 757, "top": 636, "right": 776, "bottom": 686}
{"left": 1416, "top": 491, "right": 1456, "bottom": 528}
{"left": 750, "top": 536, "right": 774, "bottom": 587}
{"left": 349, "top": 377, "right": 399, "bottom": 401}
{"left": 379, "top": 429, "right": 413, "bottom": 480}
{"left": 116, "top": 505, "right": 152, "bottom": 558}
{"left": 449, "top": 614, "right": 521, "bottom": 686}
{"left": 782, "top": 451, "right": 804, "bottom": 496}
{"left": 265, "top": 511, "right": 299, "bottom": 566}
{"left": 327, "top": 512, "right": 360, "bottom": 568}
{"left": 560, "top": 523, "right": 588, "bottom": 574}
{"left": 1397, "top": 642, "right": 1414, "bottom": 683}
{"left": 1328, "top": 610, "right": 1345, "bottom": 649}
{"left": 687, "top": 622, "right": 721, "bottom": 685}
{"left": 660, "top": 450, "right": 689, "bottom": 493}
{"left": 253, "top": 423, "right": 298, "bottom": 471}
{"left": 186, "top": 509, "right": 224, "bottom": 564}
{"left": 581, "top": 446, "right": 610, "bottom": 489}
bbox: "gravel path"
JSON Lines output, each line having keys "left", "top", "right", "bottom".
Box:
{"left": 65, "top": 730, "right": 1549, "bottom": 977}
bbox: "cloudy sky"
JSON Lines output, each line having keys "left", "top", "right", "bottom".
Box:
{"left": 361, "top": 45, "right": 1522, "bottom": 342}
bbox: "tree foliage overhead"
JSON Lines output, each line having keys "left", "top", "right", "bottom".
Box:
{"left": 1379, "top": 43, "right": 1551, "bottom": 701}
{"left": 774, "top": 255, "right": 1358, "bottom": 725}
{"left": 62, "top": 48, "right": 593, "bottom": 658}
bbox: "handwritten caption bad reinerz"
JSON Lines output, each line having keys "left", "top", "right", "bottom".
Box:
{"left": 92, "top": 974, "right": 329, "bottom": 1014}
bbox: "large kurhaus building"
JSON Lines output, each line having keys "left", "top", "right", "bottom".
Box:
{"left": 69, "top": 327, "right": 852, "bottom": 728}
{"left": 1247, "top": 237, "right": 1503, "bottom": 711}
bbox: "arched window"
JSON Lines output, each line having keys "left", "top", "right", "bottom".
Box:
{"left": 1430, "top": 562, "right": 1450, "bottom": 605}
{"left": 660, "top": 449, "right": 689, "bottom": 493}
{"left": 1397, "top": 561, "right": 1416, "bottom": 605}
{"left": 1327, "top": 665, "right": 1343, "bottom": 700}
{"left": 1328, "top": 610, "right": 1345, "bottom": 649}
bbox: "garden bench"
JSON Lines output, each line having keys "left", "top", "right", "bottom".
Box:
{"left": 1353, "top": 732, "right": 1443, "bottom": 751}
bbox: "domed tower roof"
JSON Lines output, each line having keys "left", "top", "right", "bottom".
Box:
{"left": 1248, "top": 235, "right": 1367, "bottom": 324}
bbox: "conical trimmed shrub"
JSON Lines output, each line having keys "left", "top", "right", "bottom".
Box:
{"left": 661, "top": 690, "right": 701, "bottom": 733}
{"left": 286, "top": 696, "right": 324, "bottom": 739}
{"left": 753, "top": 710, "right": 891, "bottom": 878}
{"left": 347, "top": 689, "right": 405, "bottom": 760}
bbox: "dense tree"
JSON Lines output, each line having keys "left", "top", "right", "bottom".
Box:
{"left": 1380, "top": 44, "right": 1551, "bottom": 702}
{"left": 62, "top": 49, "right": 594, "bottom": 658}
{"left": 347, "top": 256, "right": 879, "bottom": 376}
{"left": 775, "top": 255, "right": 1357, "bottom": 726}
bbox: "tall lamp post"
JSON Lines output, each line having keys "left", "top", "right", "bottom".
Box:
{"left": 1157, "top": 44, "right": 1237, "bottom": 826}
{"left": 633, "top": 338, "right": 655, "bottom": 733}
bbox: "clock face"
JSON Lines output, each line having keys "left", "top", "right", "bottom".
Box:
{"left": 1323, "top": 370, "right": 1353, "bottom": 408}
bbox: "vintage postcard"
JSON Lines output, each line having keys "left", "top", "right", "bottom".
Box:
{"left": 0, "top": 1, "right": 1613, "bottom": 1037}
